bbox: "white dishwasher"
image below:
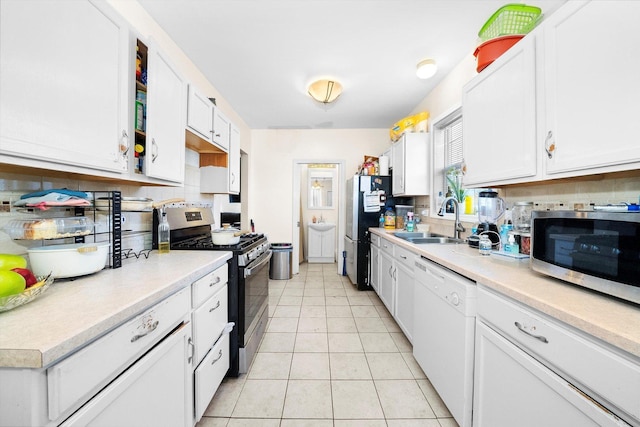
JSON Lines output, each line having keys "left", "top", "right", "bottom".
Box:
{"left": 413, "top": 255, "right": 477, "bottom": 427}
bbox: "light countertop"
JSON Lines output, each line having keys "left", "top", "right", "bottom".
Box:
{"left": 370, "top": 228, "right": 640, "bottom": 359}
{"left": 0, "top": 250, "right": 231, "bottom": 369}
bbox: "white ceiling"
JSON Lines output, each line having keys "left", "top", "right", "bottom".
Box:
{"left": 138, "top": 0, "right": 564, "bottom": 130}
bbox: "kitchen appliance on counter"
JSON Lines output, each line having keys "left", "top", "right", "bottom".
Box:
{"left": 468, "top": 189, "right": 505, "bottom": 248}
{"left": 345, "top": 175, "right": 409, "bottom": 290}
{"left": 531, "top": 210, "right": 640, "bottom": 305}
{"left": 152, "top": 205, "right": 271, "bottom": 376}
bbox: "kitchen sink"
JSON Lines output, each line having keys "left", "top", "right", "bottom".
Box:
{"left": 394, "top": 231, "right": 446, "bottom": 239}
{"left": 394, "top": 231, "right": 464, "bottom": 244}
{"left": 407, "top": 237, "right": 466, "bottom": 244}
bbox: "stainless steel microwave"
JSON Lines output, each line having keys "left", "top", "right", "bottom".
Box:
{"left": 531, "top": 210, "right": 640, "bottom": 305}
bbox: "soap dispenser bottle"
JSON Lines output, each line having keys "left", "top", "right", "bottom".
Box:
{"left": 158, "top": 208, "right": 170, "bottom": 254}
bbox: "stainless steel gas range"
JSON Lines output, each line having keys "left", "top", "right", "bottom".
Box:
{"left": 153, "top": 205, "right": 271, "bottom": 376}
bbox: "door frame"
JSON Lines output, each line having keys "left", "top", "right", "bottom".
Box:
{"left": 292, "top": 159, "right": 345, "bottom": 276}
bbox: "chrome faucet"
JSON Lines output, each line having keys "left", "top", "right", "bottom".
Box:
{"left": 438, "top": 197, "right": 465, "bottom": 240}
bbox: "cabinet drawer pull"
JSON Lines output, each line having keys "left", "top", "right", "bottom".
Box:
{"left": 209, "top": 300, "right": 221, "bottom": 313}
{"left": 514, "top": 321, "right": 549, "bottom": 343}
{"left": 209, "top": 276, "right": 221, "bottom": 287}
{"left": 211, "top": 349, "right": 223, "bottom": 365}
{"left": 400, "top": 255, "right": 407, "bottom": 260}
{"left": 130, "top": 320, "right": 159, "bottom": 342}
{"left": 188, "top": 337, "right": 194, "bottom": 364}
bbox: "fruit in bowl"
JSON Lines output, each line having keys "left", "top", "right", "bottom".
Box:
{"left": 11, "top": 268, "right": 38, "bottom": 287}
{"left": 0, "top": 254, "right": 40, "bottom": 297}
{"left": 0, "top": 270, "right": 26, "bottom": 297}
{"left": 0, "top": 253, "right": 27, "bottom": 271}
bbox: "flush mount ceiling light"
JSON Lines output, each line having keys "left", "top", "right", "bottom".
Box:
{"left": 416, "top": 58, "right": 438, "bottom": 79}
{"left": 307, "top": 79, "right": 343, "bottom": 104}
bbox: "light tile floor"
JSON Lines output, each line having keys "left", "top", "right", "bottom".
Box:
{"left": 197, "top": 262, "right": 459, "bottom": 427}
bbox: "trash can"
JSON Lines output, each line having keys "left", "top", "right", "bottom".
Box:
{"left": 269, "top": 243, "right": 293, "bottom": 280}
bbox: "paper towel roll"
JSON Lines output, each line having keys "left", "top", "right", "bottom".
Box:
{"left": 379, "top": 156, "right": 389, "bottom": 176}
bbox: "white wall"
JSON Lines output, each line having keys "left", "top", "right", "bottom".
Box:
{"left": 247, "top": 129, "right": 389, "bottom": 243}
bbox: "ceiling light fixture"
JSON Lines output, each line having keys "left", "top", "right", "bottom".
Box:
{"left": 416, "top": 58, "right": 437, "bottom": 79}
{"left": 307, "top": 79, "right": 343, "bottom": 104}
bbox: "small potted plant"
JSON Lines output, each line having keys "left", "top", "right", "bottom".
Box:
{"left": 446, "top": 167, "right": 466, "bottom": 204}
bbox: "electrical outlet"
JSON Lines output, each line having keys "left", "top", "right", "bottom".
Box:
{"left": 0, "top": 201, "right": 11, "bottom": 213}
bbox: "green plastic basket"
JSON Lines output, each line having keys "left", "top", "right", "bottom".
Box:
{"left": 478, "top": 4, "right": 542, "bottom": 41}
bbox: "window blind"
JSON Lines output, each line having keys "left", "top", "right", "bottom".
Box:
{"left": 445, "top": 117, "right": 463, "bottom": 168}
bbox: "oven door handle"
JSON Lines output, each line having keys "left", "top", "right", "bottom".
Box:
{"left": 244, "top": 250, "right": 273, "bottom": 278}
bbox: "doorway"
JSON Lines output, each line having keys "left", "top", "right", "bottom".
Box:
{"left": 292, "top": 160, "right": 345, "bottom": 276}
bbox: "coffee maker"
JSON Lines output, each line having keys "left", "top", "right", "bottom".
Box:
{"left": 468, "top": 190, "right": 505, "bottom": 248}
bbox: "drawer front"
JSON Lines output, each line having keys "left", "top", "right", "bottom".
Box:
{"left": 380, "top": 237, "right": 394, "bottom": 256}
{"left": 193, "top": 285, "right": 228, "bottom": 365}
{"left": 47, "top": 287, "right": 190, "bottom": 420}
{"left": 395, "top": 245, "right": 414, "bottom": 270}
{"left": 370, "top": 234, "right": 381, "bottom": 247}
{"left": 194, "top": 333, "right": 229, "bottom": 422}
{"left": 192, "top": 263, "right": 228, "bottom": 309}
{"left": 478, "top": 286, "right": 640, "bottom": 423}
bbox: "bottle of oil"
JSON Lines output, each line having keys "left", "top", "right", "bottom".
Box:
{"left": 158, "top": 209, "right": 170, "bottom": 254}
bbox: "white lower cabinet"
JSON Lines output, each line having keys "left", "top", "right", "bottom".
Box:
{"left": 378, "top": 238, "right": 395, "bottom": 315}
{"left": 369, "top": 234, "right": 381, "bottom": 294}
{"left": 474, "top": 286, "right": 638, "bottom": 427}
{"left": 0, "top": 288, "right": 193, "bottom": 427}
{"left": 194, "top": 333, "right": 230, "bottom": 420}
{"left": 190, "top": 263, "right": 230, "bottom": 424}
{"left": 308, "top": 226, "right": 335, "bottom": 263}
{"left": 474, "top": 322, "right": 628, "bottom": 427}
{"left": 393, "top": 245, "right": 414, "bottom": 342}
{"left": 60, "top": 322, "right": 192, "bottom": 427}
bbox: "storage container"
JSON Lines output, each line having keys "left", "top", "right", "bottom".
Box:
{"left": 5, "top": 217, "right": 94, "bottom": 240}
{"left": 478, "top": 4, "right": 542, "bottom": 41}
{"left": 473, "top": 35, "right": 524, "bottom": 72}
{"left": 28, "top": 241, "right": 110, "bottom": 278}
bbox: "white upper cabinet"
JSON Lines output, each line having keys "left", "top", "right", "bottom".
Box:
{"left": 228, "top": 124, "right": 241, "bottom": 194}
{"left": 391, "top": 133, "right": 429, "bottom": 196}
{"left": 212, "top": 108, "right": 231, "bottom": 152}
{"left": 540, "top": 0, "right": 640, "bottom": 177}
{"left": 142, "top": 40, "right": 186, "bottom": 183}
{"left": 463, "top": 0, "right": 640, "bottom": 187}
{"left": 0, "top": 0, "right": 129, "bottom": 173}
{"left": 462, "top": 35, "right": 538, "bottom": 187}
{"left": 187, "top": 85, "right": 215, "bottom": 143}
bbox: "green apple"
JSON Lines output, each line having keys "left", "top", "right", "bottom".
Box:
{"left": 0, "top": 254, "right": 27, "bottom": 271}
{"left": 0, "top": 270, "right": 27, "bottom": 297}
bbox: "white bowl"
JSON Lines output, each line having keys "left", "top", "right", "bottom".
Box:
{"left": 28, "top": 242, "right": 110, "bottom": 278}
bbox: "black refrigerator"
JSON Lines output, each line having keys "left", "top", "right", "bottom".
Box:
{"left": 344, "top": 175, "right": 392, "bottom": 290}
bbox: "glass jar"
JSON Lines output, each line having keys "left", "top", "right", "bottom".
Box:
{"left": 479, "top": 235, "right": 492, "bottom": 256}
{"left": 512, "top": 201, "right": 533, "bottom": 232}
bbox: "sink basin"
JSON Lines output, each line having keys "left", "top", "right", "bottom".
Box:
{"left": 309, "top": 222, "right": 335, "bottom": 231}
{"left": 407, "top": 237, "right": 466, "bottom": 244}
{"left": 394, "top": 231, "right": 463, "bottom": 244}
{"left": 394, "top": 231, "right": 446, "bottom": 240}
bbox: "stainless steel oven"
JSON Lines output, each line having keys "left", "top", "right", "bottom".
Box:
{"left": 238, "top": 248, "right": 271, "bottom": 373}
{"left": 531, "top": 210, "right": 640, "bottom": 305}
